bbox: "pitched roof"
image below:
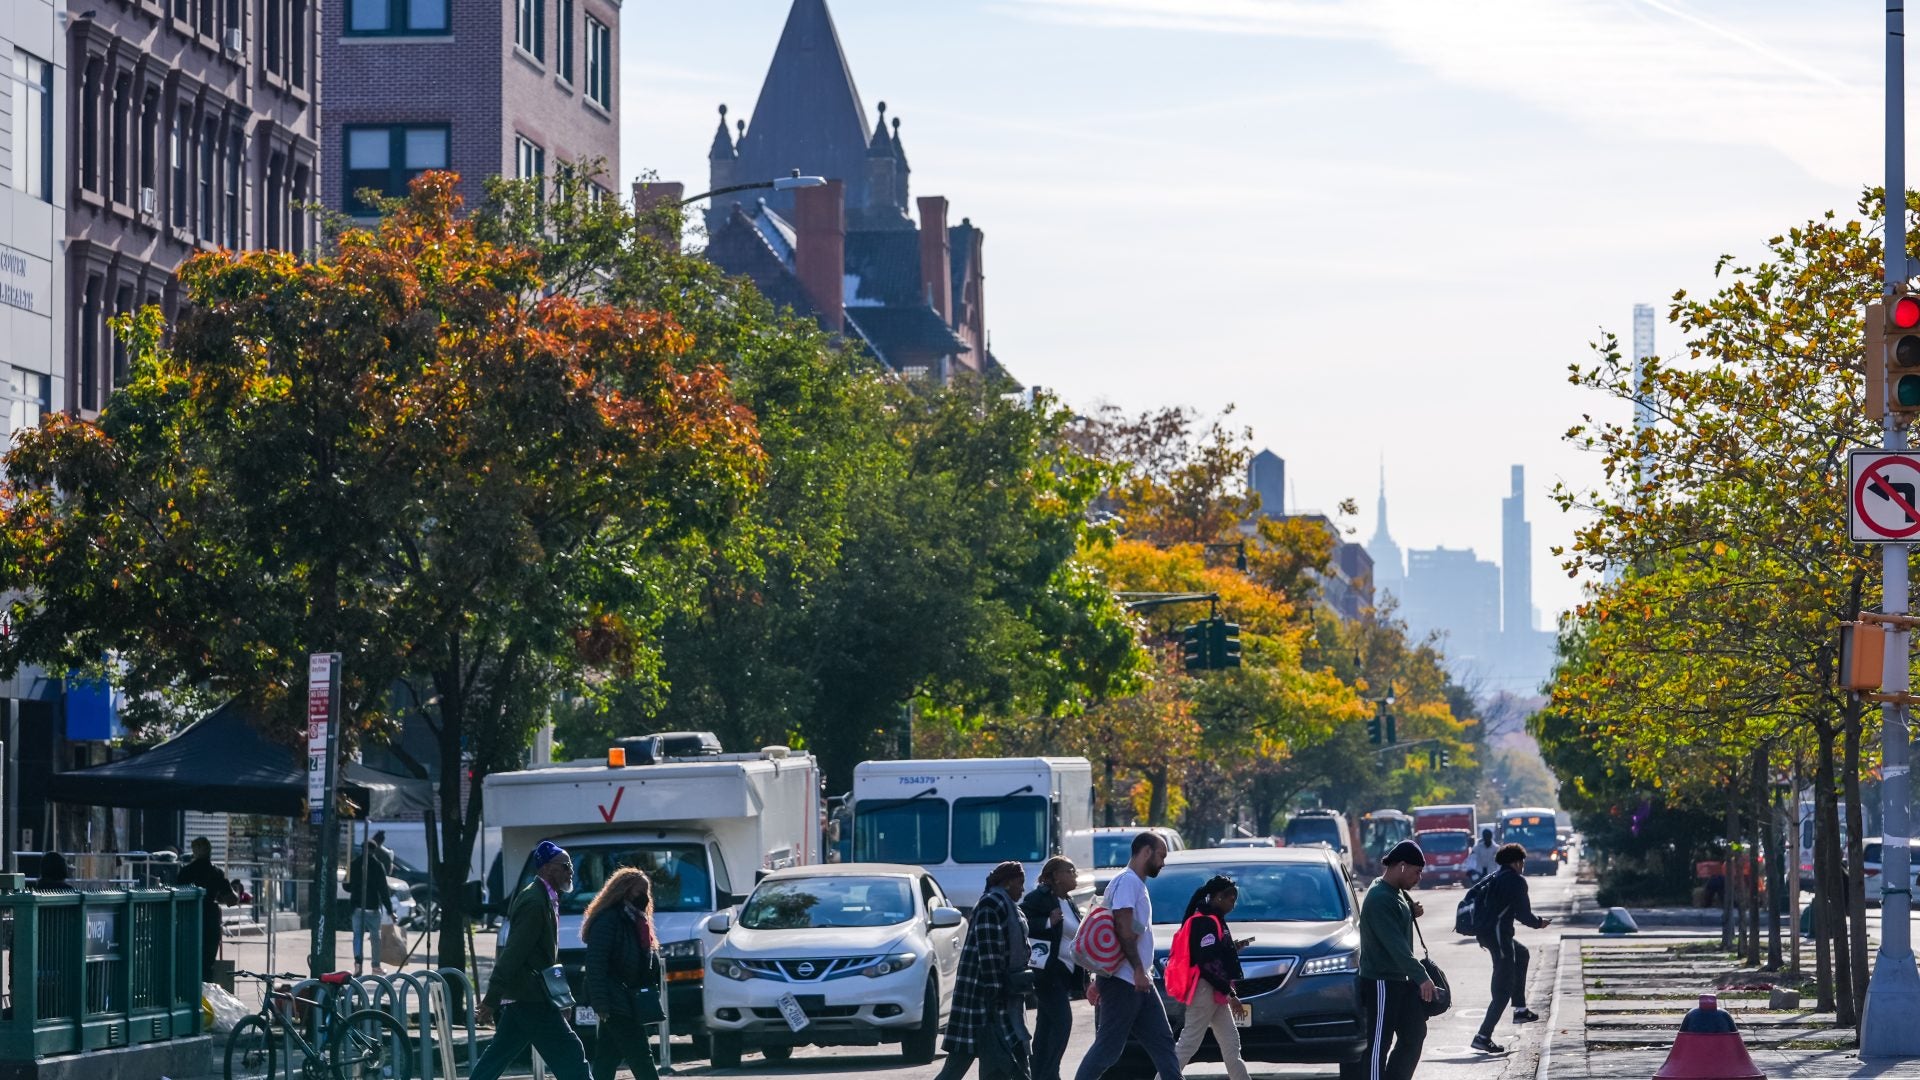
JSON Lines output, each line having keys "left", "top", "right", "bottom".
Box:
{"left": 735, "top": 0, "right": 873, "bottom": 213}
{"left": 844, "top": 229, "right": 927, "bottom": 307}
{"left": 846, "top": 306, "right": 970, "bottom": 364}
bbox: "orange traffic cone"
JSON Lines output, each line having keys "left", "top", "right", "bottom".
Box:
{"left": 1651, "top": 995, "right": 1765, "bottom": 1080}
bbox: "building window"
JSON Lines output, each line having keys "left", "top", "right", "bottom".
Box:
{"left": 585, "top": 16, "right": 611, "bottom": 109}
{"left": 3, "top": 366, "right": 49, "bottom": 442}
{"left": 112, "top": 286, "right": 134, "bottom": 389}
{"left": 197, "top": 0, "right": 214, "bottom": 38}
{"left": 199, "top": 120, "right": 216, "bottom": 239}
{"left": 172, "top": 0, "right": 190, "bottom": 22}
{"left": 291, "top": 0, "right": 308, "bottom": 85}
{"left": 110, "top": 73, "right": 132, "bottom": 205}
{"left": 266, "top": 0, "right": 282, "bottom": 72}
{"left": 343, "top": 124, "right": 448, "bottom": 213}
{"left": 80, "top": 59, "right": 101, "bottom": 194}
{"left": 557, "top": 0, "right": 574, "bottom": 83}
{"left": 9, "top": 51, "right": 51, "bottom": 202}
{"left": 171, "top": 107, "right": 190, "bottom": 228}
{"left": 515, "top": 136, "right": 545, "bottom": 192}
{"left": 516, "top": 0, "right": 545, "bottom": 60}
{"left": 139, "top": 88, "right": 160, "bottom": 198}
{"left": 291, "top": 163, "right": 309, "bottom": 254}
{"left": 225, "top": 130, "right": 242, "bottom": 249}
{"left": 79, "top": 276, "right": 102, "bottom": 412}
{"left": 348, "top": 0, "right": 447, "bottom": 34}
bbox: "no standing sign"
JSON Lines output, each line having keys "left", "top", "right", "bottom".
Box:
{"left": 1850, "top": 450, "right": 1920, "bottom": 542}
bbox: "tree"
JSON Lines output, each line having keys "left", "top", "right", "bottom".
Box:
{"left": 0, "top": 173, "right": 765, "bottom": 971}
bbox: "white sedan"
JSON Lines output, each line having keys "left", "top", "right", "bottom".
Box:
{"left": 702, "top": 863, "right": 966, "bottom": 1067}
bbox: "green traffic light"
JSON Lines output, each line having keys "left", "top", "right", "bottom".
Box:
{"left": 1899, "top": 372, "right": 1920, "bottom": 408}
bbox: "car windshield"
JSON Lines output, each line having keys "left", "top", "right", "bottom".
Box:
{"left": 741, "top": 876, "right": 916, "bottom": 930}
{"left": 854, "top": 798, "right": 950, "bottom": 864}
{"left": 1147, "top": 862, "right": 1348, "bottom": 923}
{"left": 953, "top": 796, "right": 1048, "bottom": 863}
{"left": 1284, "top": 817, "right": 1344, "bottom": 850}
{"left": 1420, "top": 832, "right": 1471, "bottom": 853}
{"left": 521, "top": 843, "right": 714, "bottom": 915}
{"left": 1094, "top": 835, "right": 1133, "bottom": 868}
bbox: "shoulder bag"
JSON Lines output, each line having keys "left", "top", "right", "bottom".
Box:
{"left": 1409, "top": 915, "right": 1452, "bottom": 1017}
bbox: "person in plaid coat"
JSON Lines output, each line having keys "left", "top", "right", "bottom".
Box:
{"left": 935, "top": 861, "right": 1033, "bottom": 1080}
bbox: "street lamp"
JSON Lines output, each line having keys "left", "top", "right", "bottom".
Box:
{"left": 678, "top": 169, "right": 827, "bottom": 206}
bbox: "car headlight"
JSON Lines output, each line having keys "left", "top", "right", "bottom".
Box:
{"left": 1299, "top": 951, "right": 1358, "bottom": 977}
{"left": 711, "top": 957, "right": 753, "bottom": 981}
{"left": 863, "top": 952, "right": 918, "bottom": 978}
{"left": 661, "top": 939, "right": 702, "bottom": 961}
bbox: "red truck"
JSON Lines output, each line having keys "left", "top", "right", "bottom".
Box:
{"left": 1411, "top": 804, "right": 1478, "bottom": 887}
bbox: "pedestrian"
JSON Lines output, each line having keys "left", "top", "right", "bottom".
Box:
{"left": 1171, "top": 875, "right": 1251, "bottom": 1080}
{"left": 936, "top": 861, "right": 1033, "bottom": 1080}
{"left": 347, "top": 839, "right": 398, "bottom": 976}
{"left": 34, "top": 851, "right": 73, "bottom": 891}
{"left": 175, "top": 837, "right": 241, "bottom": 981}
{"left": 1358, "top": 840, "right": 1436, "bottom": 1080}
{"left": 1020, "top": 856, "right": 1083, "bottom": 1080}
{"left": 1471, "top": 843, "right": 1552, "bottom": 1054}
{"left": 1072, "top": 831, "right": 1183, "bottom": 1080}
{"left": 582, "top": 867, "right": 662, "bottom": 1080}
{"left": 468, "top": 841, "right": 592, "bottom": 1080}
{"left": 1468, "top": 828, "right": 1498, "bottom": 884}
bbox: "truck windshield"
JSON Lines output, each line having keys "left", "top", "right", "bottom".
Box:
{"left": 1094, "top": 834, "right": 1133, "bottom": 868}
{"left": 854, "top": 798, "right": 950, "bottom": 864}
{"left": 524, "top": 843, "right": 713, "bottom": 915}
{"left": 1498, "top": 817, "right": 1558, "bottom": 854}
{"left": 953, "top": 796, "right": 1048, "bottom": 863}
{"left": 1361, "top": 817, "right": 1412, "bottom": 856}
{"left": 741, "top": 876, "right": 916, "bottom": 929}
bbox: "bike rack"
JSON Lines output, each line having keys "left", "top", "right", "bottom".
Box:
{"left": 271, "top": 976, "right": 368, "bottom": 1080}
{"left": 415, "top": 969, "right": 460, "bottom": 1080}
{"left": 435, "top": 966, "right": 480, "bottom": 1064}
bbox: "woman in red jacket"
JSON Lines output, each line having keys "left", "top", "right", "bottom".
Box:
{"left": 1171, "top": 875, "right": 1250, "bottom": 1080}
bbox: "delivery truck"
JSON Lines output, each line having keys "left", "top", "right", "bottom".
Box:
{"left": 484, "top": 744, "right": 822, "bottom": 1039}
{"left": 851, "top": 757, "right": 1093, "bottom": 910}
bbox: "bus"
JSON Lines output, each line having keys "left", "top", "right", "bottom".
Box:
{"left": 1496, "top": 807, "right": 1561, "bottom": 874}
{"left": 1356, "top": 809, "right": 1414, "bottom": 877}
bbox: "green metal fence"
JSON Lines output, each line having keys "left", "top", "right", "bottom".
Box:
{"left": 0, "top": 887, "right": 203, "bottom": 1060}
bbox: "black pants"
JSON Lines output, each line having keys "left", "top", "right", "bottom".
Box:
{"left": 468, "top": 1001, "right": 590, "bottom": 1080}
{"left": 934, "top": 1047, "right": 1028, "bottom": 1080}
{"left": 1358, "top": 977, "right": 1426, "bottom": 1080}
{"left": 589, "top": 1018, "right": 659, "bottom": 1080}
{"left": 1477, "top": 935, "right": 1531, "bottom": 1037}
{"left": 200, "top": 913, "right": 222, "bottom": 981}
{"left": 1030, "top": 969, "right": 1073, "bottom": 1080}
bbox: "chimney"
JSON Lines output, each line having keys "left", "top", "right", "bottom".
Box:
{"left": 631, "top": 180, "right": 686, "bottom": 252}
{"left": 795, "top": 179, "right": 846, "bottom": 333}
{"left": 916, "top": 195, "right": 951, "bottom": 322}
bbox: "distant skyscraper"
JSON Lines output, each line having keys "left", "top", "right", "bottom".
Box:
{"left": 1249, "top": 449, "right": 1285, "bottom": 518}
{"left": 1366, "top": 465, "right": 1405, "bottom": 603}
{"left": 1632, "top": 303, "right": 1657, "bottom": 443}
{"left": 1501, "top": 465, "right": 1532, "bottom": 634}
{"left": 1403, "top": 547, "right": 1500, "bottom": 644}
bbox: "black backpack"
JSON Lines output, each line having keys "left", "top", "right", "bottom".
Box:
{"left": 1453, "top": 874, "right": 1498, "bottom": 937}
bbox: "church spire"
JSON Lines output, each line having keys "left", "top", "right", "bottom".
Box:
{"left": 734, "top": 0, "right": 874, "bottom": 210}
{"left": 708, "top": 104, "right": 736, "bottom": 160}
{"left": 867, "top": 101, "right": 892, "bottom": 156}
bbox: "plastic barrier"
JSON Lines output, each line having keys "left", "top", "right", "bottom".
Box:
{"left": 1651, "top": 995, "right": 1765, "bottom": 1079}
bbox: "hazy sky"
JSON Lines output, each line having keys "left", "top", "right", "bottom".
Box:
{"left": 621, "top": 0, "right": 1888, "bottom": 623}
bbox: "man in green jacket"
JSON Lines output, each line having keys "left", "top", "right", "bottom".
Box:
{"left": 469, "top": 841, "right": 591, "bottom": 1080}
{"left": 1357, "top": 841, "right": 1436, "bottom": 1080}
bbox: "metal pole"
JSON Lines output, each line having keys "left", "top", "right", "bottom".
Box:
{"left": 1862, "top": 0, "right": 1920, "bottom": 1054}
{"left": 6, "top": 697, "right": 18, "bottom": 874}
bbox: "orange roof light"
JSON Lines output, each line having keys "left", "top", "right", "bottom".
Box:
{"left": 608, "top": 747, "right": 627, "bottom": 768}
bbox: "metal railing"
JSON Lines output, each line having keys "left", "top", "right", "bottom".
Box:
{"left": 0, "top": 885, "right": 202, "bottom": 1060}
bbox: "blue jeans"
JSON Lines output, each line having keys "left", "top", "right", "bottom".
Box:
{"left": 468, "top": 1001, "right": 590, "bottom": 1080}
{"left": 350, "top": 909, "right": 382, "bottom": 963}
{"left": 1072, "top": 975, "right": 1182, "bottom": 1080}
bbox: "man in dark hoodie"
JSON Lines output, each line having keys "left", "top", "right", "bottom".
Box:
{"left": 1471, "top": 844, "right": 1551, "bottom": 1054}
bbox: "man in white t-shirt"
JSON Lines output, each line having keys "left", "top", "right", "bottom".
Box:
{"left": 1074, "top": 832, "right": 1183, "bottom": 1080}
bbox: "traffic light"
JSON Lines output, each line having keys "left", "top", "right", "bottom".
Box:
{"left": 1212, "top": 619, "right": 1242, "bottom": 669}
{"left": 1385, "top": 711, "right": 1397, "bottom": 745}
{"left": 1878, "top": 289, "right": 1920, "bottom": 421}
{"left": 1439, "top": 749, "right": 1452, "bottom": 768}
{"left": 1181, "top": 622, "right": 1206, "bottom": 672}
{"left": 1366, "top": 714, "right": 1382, "bottom": 744}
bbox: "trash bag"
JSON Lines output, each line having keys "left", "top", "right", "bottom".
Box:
{"left": 203, "top": 982, "right": 250, "bottom": 1034}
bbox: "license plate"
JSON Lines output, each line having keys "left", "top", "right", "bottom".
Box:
{"left": 573, "top": 1005, "right": 598, "bottom": 1027}
{"left": 1230, "top": 1001, "right": 1252, "bottom": 1028}
{"left": 775, "top": 992, "right": 810, "bottom": 1032}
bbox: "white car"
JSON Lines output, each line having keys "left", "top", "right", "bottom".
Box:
{"left": 702, "top": 863, "right": 966, "bottom": 1068}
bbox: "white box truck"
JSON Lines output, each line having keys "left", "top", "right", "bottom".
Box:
{"left": 484, "top": 745, "right": 822, "bottom": 1038}
{"left": 851, "top": 757, "right": 1093, "bottom": 910}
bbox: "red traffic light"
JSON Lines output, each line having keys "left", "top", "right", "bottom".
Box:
{"left": 1894, "top": 295, "right": 1920, "bottom": 329}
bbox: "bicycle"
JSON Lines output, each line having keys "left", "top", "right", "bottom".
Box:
{"left": 224, "top": 970, "right": 412, "bottom": 1080}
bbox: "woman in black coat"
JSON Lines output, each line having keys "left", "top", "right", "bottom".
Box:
{"left": 582, "top": 868, "right": 662, "bottom": 1080}
{"left": 1019, "top": 857, "right": 1083, "bottom": 1080}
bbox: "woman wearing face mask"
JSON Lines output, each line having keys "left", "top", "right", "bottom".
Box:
{"left": 1171, "top": 875, "right": 1250, "bottom": 1080}
{"left": 581, "top": 868, "right": 662, "bottom": 1080}
{"left": 1019, "top": 857, "right": 1083, "bottom": 1080}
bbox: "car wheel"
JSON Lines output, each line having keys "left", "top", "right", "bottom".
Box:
{"left": 711, "top": 1032, "right": 743, "bottom": 1069}
{"left": 902, "top": 979, "right": 940, "bottom": 1064}
{"left": 762, "top": 1045, "right": 793, "bottom": 1063}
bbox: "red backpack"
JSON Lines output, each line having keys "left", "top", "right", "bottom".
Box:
{"left": 1162, "top": 912, "right": 1223, "bottom": 1004}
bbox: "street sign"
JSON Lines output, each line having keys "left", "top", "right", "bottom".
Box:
{"left": 306, "top": 654, "right": 340, "bottom": 824}
{"left": 1850, "top": 450, "right": 1920, "bottom": 542}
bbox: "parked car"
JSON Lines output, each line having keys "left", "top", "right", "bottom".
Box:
{"left": 1283, "top": 809, "right": 1354, "bottom": 879}
{"left": 1217, "top": 836, "right": 1281, "bottom": 849}
{"left": 1863, "top": 839, "right": 1920, "bottom": 906}
{"left": 332, "top": 867, "right": 417, "bottom": 925}
{"left": 1110, "top": 847, "right": 1367, "bottom": 1079}
{"left": 702, "top": 863, "right": 966, "bottom": 1068}
{"left": 1413, "top": 829, "right": 1474, "bottom": 887}
{"left": 1092, "top": 826, "right": 1186, "bottom": 895}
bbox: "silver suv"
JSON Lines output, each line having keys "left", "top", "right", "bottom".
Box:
{"left": 1283, "top": 809, "right": 1354, "bottom": 879}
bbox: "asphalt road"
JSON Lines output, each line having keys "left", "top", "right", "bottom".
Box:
{"left": 648, "top": 864, "right": 1584, "bottom": 1080}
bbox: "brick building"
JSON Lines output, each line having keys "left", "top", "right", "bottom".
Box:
{"left": 322, "top": 0, "right": 621, "bottom": 218}
{"left": 696, "top": 0, "right": 1004, "bottom": 382}
{"left": 66, "top": 0, "right": 319, "bottom": 416}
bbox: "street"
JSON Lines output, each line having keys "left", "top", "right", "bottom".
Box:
{"left": 668, "top": 866, "right": 1582, "bottom": 1080}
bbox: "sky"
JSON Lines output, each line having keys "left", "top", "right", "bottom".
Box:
{"left": 620, "top": 0, "right": 1892, "bottom": 624}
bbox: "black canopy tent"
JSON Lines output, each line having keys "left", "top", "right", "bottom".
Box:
{"left": 45, "top": 699, "right": 434, "bottom": 819}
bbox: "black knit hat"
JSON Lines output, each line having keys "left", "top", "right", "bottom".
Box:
{"left": 1382, "top": 840, "right": 1426, "bottom": 867}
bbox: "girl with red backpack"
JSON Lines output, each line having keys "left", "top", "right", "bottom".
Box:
{"left": 1168, "top": 875, "right": 1251, "bottom": 1080}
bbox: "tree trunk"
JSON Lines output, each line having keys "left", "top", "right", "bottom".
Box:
{"left": 1764, "top": 764, "right": 1784, "bottom": 971}
{"left": 1843, "top": 701, "right": 1870, "bottom": 1019}
{"left": 1747, "top": 748, "right": 1763, "bottom": 968}
{"left": 1723, "top": 794, "right": 1737, "bottom": 952}
{"left": 1103, "top": 759, "right": 1117, "bottom": 828}
{"left": 1817, "top": 723, "right": 1854, "bottom": 1024}
{"left": 1146, "top": 767, "right": 1170, "bottom": 826}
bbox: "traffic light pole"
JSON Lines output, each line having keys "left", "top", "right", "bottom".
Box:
{"left": 1862, "top": 0, "right": 1920, "bottom": 1056}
